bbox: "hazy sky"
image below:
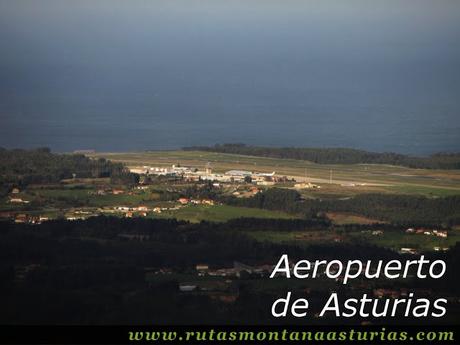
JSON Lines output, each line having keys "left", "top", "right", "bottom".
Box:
{"left": 0, "top": 0, "right": 459, "bottom": 153}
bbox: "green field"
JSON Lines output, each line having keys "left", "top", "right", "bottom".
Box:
{"left": 2, "top": 185, "right": 298, "bottom": 222}
{"left": 326, "top": 212, "right": 385, "bottom": 225}
{"left": 246, "top": 228, "right": 460, "bottom": 253}
{"left": 153, "top": 204, "right": 298, "bottom": 223}
{"left": 88, "top": 150, "right": 460, "bottom": 198}
{"left": 349, "top": 230, "right": 460, "bottom": 252}
{"left": 21, "top": 188, "right": 161, "bottom": 207}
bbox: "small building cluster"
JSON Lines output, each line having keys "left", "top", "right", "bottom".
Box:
{"left": 129, "top": 164, "right": 290, "bottom": 185}
{"left": 406, "top": 228, "right": 448, "bottom": 238}
{"left": 195, "top": 262, "right": 274, "bottom": 278}
{"left": 294, "top": 182, "right": 321, "bottom": 189}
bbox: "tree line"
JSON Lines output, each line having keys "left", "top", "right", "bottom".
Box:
{"left": 221, "top": 188, "right": 460, "bottom": 227}
{"left": 0, "top": 147, "right": 138, "bottom": 195}
{"left": 184, "top": 144, "right": 460, "bottom": 169}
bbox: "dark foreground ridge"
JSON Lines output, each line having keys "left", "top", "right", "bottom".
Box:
{"left": 1, "top": 216, "right": 460, "bottom": 325}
